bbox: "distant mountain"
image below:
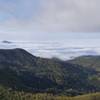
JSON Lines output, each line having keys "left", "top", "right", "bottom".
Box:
{"left": 0, "top": 48, "right": 99, "bottom": 95}
{"left": 69, "top": 56, "right": 100, "bottom": 71}
{"left": 2, "top": 40, "right": 12, "bottom": 44}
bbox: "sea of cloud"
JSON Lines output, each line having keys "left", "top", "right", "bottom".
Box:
{"left": 0, "top": 40, "right": 100, "bottom": 60}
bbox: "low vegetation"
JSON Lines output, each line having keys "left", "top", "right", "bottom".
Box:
{"left": 0, "top": 85, "right": 100, "bottom": 100}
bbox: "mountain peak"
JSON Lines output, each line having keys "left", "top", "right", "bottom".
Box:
{"left": 0, "top": 48, "right": 33, "bottom": 56}
{"left": 2, "top": 40, "right": 12, "bottom": 44}
{"left": 0, "top": 48, "right": 36, "bottom": 68}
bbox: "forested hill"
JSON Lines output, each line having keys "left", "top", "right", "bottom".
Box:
{"left": 0, "top": 48, "right": 99, "bottom": 96}
{"left": 69, "top": 56, "right": 100, "bottom": 71}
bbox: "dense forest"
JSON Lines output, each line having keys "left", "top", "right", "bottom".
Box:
{"left": 0, "top": 48, "right": 100, "bottom": 100}
{"left": 69, "top": 55, "right": 100, "bottom": 71}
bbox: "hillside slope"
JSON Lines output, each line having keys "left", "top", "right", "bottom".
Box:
{"left": 69, "top": 56, "right": 100, "bottom": 71}
{"left": 0, "top": 49, "right": 99, "bottom": 95}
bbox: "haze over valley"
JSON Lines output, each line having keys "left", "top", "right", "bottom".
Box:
{"left": 0, "top": 40, "right": 100, "bottom": 60}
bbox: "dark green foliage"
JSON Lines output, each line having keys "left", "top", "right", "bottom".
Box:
{"left": 69, "top": 55, "right": 100, "bottom": 71}
{"left": 0, "top": 48, "right": 100, "bottom": 96}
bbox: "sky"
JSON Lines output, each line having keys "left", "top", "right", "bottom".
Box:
{"left": 0, "top": 0, "right": 100, "bottom": 41}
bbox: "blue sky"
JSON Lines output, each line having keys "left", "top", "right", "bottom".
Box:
{"left": 0, "top": 0, "right": 100, "bottom": 41}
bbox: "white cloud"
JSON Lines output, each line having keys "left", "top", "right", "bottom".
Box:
{"left": 34, "top": 0, "right": 100, "bottom": 32}
{"left": 0, "top": 41, "right": 100, "bottom": 60}
{"left": 0, "top": 0, "right": 100, "bottom": 40}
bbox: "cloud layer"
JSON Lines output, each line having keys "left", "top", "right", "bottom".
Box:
{"left": 0, "top": 41, "right": 100, "bottom": 60}
{"left": 37, "top": 0, "right": 100, "bottom": 32}
{"left": 0, "top": 0, "right": 100, "bottom": 40}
